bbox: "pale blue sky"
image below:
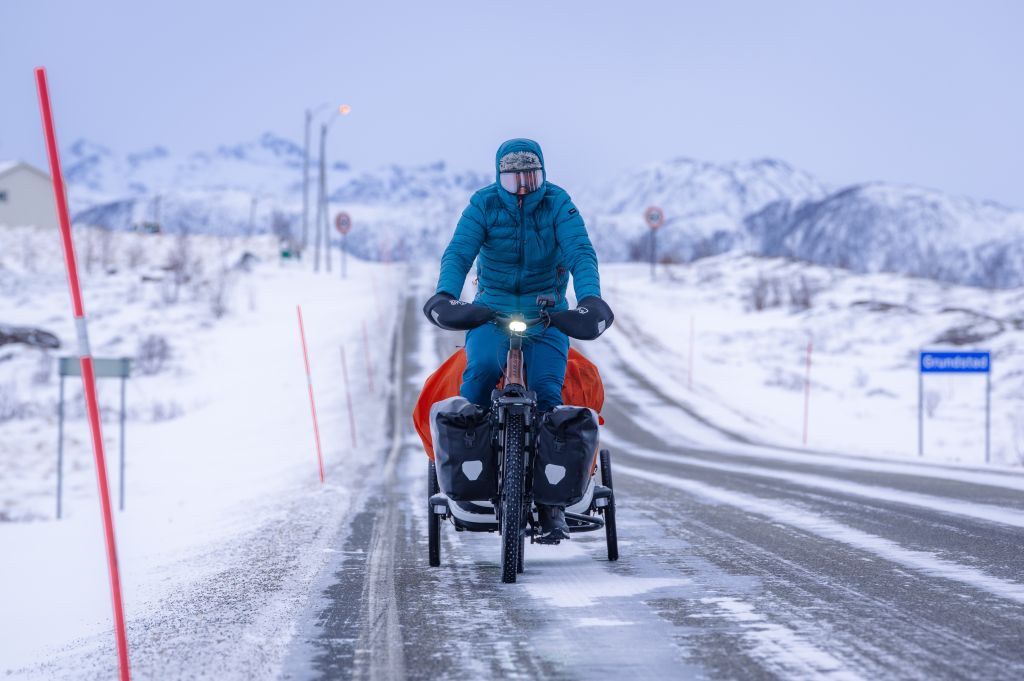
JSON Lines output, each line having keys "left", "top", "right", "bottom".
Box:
{"left": 2, "top": 1, "right": 1022, "bottom": 206}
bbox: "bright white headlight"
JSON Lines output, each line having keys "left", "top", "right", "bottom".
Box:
{"left": 508, "top": 320, "right": 527, "bottom": 333}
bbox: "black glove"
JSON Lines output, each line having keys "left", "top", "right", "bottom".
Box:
{"left": 549, "top": 296, "right": 614, "bottom": 340}
{"left": 423, "top": 292, "right": 495, "bottom": 331}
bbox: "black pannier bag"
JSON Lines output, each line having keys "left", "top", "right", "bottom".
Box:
{"left": 430, "top": 396, "right": 498, "bottom": 501}
{"left": 534, "top": 406, "right": 600, "bottom": 506}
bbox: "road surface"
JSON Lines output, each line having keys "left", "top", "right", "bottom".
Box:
{"left": 282, "top": 289, "right": 1024, "bottom": 681}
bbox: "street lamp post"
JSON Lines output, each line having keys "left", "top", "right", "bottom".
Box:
{"left": 302, "top": 108, "right": 312, "bottom": 255}
{"left": 319, "top": 122, "right": 331, "bottom": 273}
{"left": 314, "top": 104, "right": 352, "bottom": 274}
{"left": 303, "top": 103, "right": 336, "bottom": 260}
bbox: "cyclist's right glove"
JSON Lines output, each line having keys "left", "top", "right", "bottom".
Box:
{"left": 423, "top": 292, "right": 495, "bottom": 331}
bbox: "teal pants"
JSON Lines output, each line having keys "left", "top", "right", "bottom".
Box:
{"left": 461, "top": 323, "right": 569, "bottom": 411}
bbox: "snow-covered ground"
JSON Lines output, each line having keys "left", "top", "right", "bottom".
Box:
{"left": 4, "top": 221, "right": 1023, "bottom": 677}
{"left": 601, "top": 255, "right": 1024, "bottom": 467}
{"left": 0, "top": 225, "right": 403, "bottom": 677}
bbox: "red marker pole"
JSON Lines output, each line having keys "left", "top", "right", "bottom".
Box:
{"left": 35, "top": 67, "right": 131, "bottom": 681}
{"left": 803, "top": 338, "right": 813, "bottom": 446}
{"left": 296, "top": 305, "right": 326, "bottom": 483}
{"left": 340, "top": 346, "right": 358, "bottom": 448}
{"left": 362, "top": 320, "right": 375, "bottom": 394}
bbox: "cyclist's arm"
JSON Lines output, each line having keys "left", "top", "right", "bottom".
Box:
{"left": 553, "top": 194, "right": 601, "bottom": 300}
{"left": 437, "top": 197, "right": 486, "bottom": 298}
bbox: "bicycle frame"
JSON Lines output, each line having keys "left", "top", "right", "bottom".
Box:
{"left": 490, "top": 317, "right": 542, "bottom": 546}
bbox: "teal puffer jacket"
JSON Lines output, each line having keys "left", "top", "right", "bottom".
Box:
{"left": 436, "top": 138, "right": 601, "bottom": 314}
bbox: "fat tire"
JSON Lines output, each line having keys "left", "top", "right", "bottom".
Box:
{"left": 500, "top": 413, "right": 526, "bottom": 583}
{"left": 600, "top": 449, "right": 619, "bottom": 561}
{"left": 517, "top": 534, "right": 525, "bottom": 574}
{"left": 428, "top": 460, "right": 441, "bottom": 567}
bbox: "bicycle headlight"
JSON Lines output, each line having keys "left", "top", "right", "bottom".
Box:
{"left": 508, "top": 320, "right": 527, "bottom": 333}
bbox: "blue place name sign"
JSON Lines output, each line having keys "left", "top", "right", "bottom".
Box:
{"left": 920, "top": 351, "right": 991, "bottom": 373}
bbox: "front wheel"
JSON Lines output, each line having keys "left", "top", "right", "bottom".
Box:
{"left": 428, "top": 460, "right": 441, "bottom": 567}
{"left": 600, "top": 449, "right": 619, "bottom": 561}
{"left": 500, "top": 413, "right": 526, "bottom": 583}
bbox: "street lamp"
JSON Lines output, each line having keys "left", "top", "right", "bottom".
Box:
{"left": 313, "top": 104, "right": 352, "bottom": 273}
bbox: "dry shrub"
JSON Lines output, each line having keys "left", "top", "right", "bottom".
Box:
{"left": 135, "top": 334, "right": 171, "bottom": 375}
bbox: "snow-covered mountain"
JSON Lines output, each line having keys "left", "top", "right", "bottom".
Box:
{"left": 578, "top": 157, "right": 830, "bottom": 262}
{"left": 64, "top": 133, "right": 311, "bottom": 206}
{"left": 63, "top": 134, "right": 1024, "bottom": 288}
{"left": 66, "top": 134, "right": 491, "bottom": 258}
{"left": 745, "top": 184, "right": 1024, "bottom": 289}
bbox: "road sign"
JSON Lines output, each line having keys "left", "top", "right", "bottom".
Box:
{"left": 57, "top": 357, "right": 132, "bottom": 517}
{"left": 60, "top": 356, "right": 131, "bottom": 378}
{"left": 920, "top": 351, "right": 990, "bottom": 373}
{"left": 335, "top": 212, "right": 352, "bottom": 235}
{"left": 644, "top": 206, "right": 665, "bottom": 230}
{"left": 918, "top": 350, "right": 992, "bottom": 462}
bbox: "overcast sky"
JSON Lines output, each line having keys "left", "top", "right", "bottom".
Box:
{"left": 2, "top": 1, "right": 1022, "bottom": 207}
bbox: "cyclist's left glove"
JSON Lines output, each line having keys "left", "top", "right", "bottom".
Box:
{"left": 549, "top": 296, "right": 614, "bottom": 340}
{"left": 423, "top": 292, "right": 495, "bottom": 331}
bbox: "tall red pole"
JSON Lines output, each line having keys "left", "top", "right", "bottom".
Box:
{"left": 803, "top": 339, "right": 813, "bottom": 447}
{"left": 688, "top": 315, "right": 695, "bottom": 391}
{"left": 296, "top": 305, "right": 326, "bottom": 483}
{"left": 361, "top": 319, "right": 374, "bottom": 394}
{"left": 340, "top": 346, "right": 359, "bottom": 448}
{"left": 35, "top": 67, "right": 131, "bottom": 681}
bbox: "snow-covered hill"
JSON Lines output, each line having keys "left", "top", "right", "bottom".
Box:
{"left": 60, "top": 135, "right": 1024, "bottom": 288}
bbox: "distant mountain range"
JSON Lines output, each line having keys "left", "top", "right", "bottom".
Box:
{"left": 61, "top": 133, "right": 1024, "bottom": 289}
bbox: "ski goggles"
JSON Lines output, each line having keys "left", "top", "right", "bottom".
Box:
{"left": 499, "top": 168, "right": 544, "bottom": 195}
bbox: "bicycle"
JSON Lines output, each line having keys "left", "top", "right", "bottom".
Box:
{"left": 426, "top": 296, "right": 618, "bottom": 584}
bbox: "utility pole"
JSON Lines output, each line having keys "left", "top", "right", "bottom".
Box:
{"left": 302, "top": 108, "right": 312, "bottom": 255}
{"left": 248, "top": 196, "right": 258, "bottom": 238}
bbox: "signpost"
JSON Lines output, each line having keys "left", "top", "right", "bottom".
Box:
{"left": 644, "top": 206, "right": 664, "bottom": 280}
{"left": 335, "top": 211, "right": 352, "bottom": 279}
{"left": 57, "top": 357, "right": 132, "bottom": 517}
{"left": 919, "top": 350, "right": 991, "bottom": 462}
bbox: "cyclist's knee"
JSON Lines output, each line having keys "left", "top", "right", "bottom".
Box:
{"left": 533, "top": 379, "right": 564, "bottom": 412}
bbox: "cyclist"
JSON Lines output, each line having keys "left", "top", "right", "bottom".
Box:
{"left": 423, "top": 138, "right": 614, "bottom": 543}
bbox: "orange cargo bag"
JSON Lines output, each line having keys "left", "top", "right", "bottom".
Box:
{"left": 413, "top": 347, "right": 605, "bottom": 460}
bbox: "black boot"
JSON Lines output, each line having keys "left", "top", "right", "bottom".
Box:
{"left": 536, "top": 504, "right": 570, "bottom": 544}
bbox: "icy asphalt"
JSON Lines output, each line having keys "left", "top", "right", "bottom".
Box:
{"left": 281, "top": 281, "right": 1024, "bottom": 681}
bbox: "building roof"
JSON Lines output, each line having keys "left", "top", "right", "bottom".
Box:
{"left": 0, "top": 160, "right": 51, "bottom": 181}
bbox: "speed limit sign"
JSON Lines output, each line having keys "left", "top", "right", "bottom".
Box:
{"left": 644, "top": 206, "right": 665, "bottom": 230}
{"left": 334, "top": 212, "right": 352, "bottom": 235}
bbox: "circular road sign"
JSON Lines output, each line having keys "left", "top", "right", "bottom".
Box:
{"left": 644, "top": 206, "right": 665, "bottom": 230}
{"left": 335, "top": 212, "right": 352, "bottom": 235}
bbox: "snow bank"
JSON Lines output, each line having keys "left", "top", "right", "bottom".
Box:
{"left": 0, "top": 225, "right": 403, "bottom": 677}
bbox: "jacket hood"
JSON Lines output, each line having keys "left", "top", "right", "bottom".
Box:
{"left": 495, "top": 138, "right": 547, "bottom": 211}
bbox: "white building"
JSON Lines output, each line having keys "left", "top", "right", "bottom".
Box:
{"left": 0, "top": 161, "right": 58, "bottom": 230}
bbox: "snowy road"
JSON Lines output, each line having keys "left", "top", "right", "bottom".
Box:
{"left": 282, "top": 285, "right": 1024, "bottom": 681}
